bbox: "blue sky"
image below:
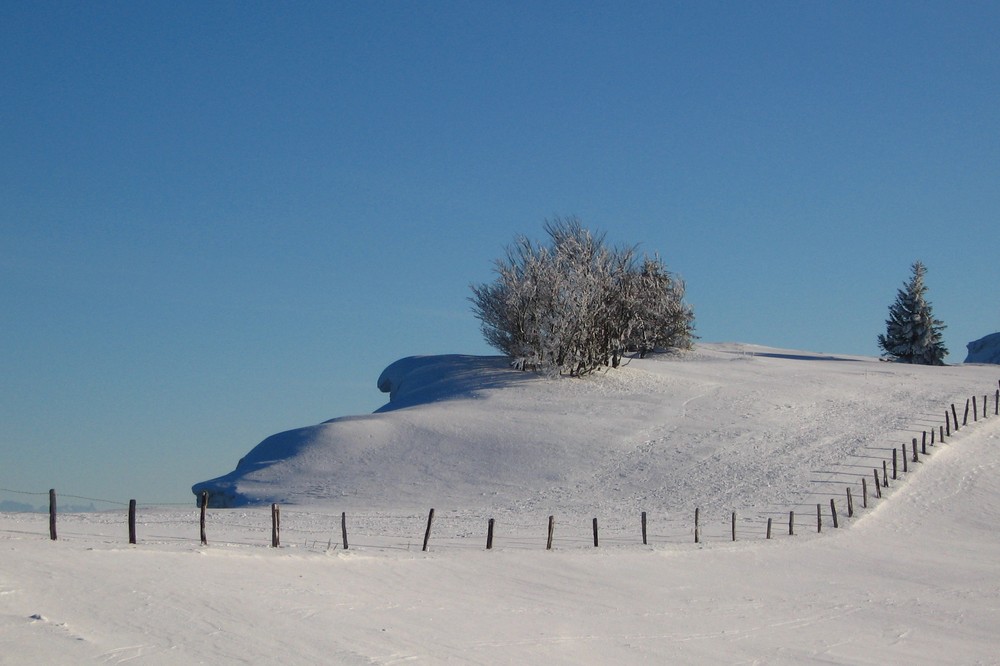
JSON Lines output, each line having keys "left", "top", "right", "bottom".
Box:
{"left": 3, "top": 1, "right": 998, "bottom": 507}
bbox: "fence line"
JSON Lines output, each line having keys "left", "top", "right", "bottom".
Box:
{"left": 5, "top": 383, "right": 997, "bottom": 554}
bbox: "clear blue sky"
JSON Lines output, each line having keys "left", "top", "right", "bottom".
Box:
{"left": 3, "top": 1, "right": 998, "bottom": 507}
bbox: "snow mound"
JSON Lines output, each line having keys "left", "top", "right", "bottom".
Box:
{"left": 192, "top": 343, "right": 1000, "bottom": 516}
{"left": 965, "top": 332, "right": 1000, "bottom": 364}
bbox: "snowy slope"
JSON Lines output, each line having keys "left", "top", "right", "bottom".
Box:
{"left": 4, "top": 343, "right": 1000, "bottom": 663}
{"left": 192, "top": 344, "right": 999, "bottom": 530}
{"left": 2, "top": 359, "right": 999, "bottom": 663}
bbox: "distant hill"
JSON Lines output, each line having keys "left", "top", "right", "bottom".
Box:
{"left": 965, "top": 332, "right": 1000, "bottom": 364}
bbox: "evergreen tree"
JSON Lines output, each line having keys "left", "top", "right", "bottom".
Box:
{"left": 877, "top": 261, "right": 948, "bottom": 365}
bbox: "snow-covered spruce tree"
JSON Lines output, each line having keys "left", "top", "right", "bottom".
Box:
{"left": 470, "top": 218, "right": 695, "bottom": 376}
{"left": 877, "top": 261, "right": 948, "bottom": 365}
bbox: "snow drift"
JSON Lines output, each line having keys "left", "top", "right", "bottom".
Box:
{"left": 192, "top": 344, "right": 1000, "bottom": 519}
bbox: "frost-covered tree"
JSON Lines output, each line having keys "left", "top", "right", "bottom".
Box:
{"left": 470, "top": 218, "right": 695, "bottom": 376}
{"left": 877, "top": 261, "right": 948, "bottom": 365}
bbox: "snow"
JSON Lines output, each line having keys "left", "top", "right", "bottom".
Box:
{"left": 3, "top": 343, "right": 1000, "bottom": 663}
{"left": 966, "top": 332, "right": 1000, "bottom": 364}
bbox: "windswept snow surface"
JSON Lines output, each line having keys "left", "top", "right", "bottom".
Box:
{"left": 194, "top": 344, "right": 997, "bottom": 528}
{"left": 4, "top": 344, "right": 1000, "bottom": 663}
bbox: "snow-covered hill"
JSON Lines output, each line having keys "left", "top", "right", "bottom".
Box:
{"left": 966, "top": 332, "right": 1000, "bottom": 364}
{"left": 7, "top": 345, "right": 1000, "bottom": 664}
{"left": 5, "top": 343, "right": 1000, "bottom": 663}
{"left": 193, "top": 344, "right": 1000, "bottom": 527}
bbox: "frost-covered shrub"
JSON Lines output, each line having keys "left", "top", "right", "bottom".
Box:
{"left": 470, "top": 218, "right": 695, "bottom": 376}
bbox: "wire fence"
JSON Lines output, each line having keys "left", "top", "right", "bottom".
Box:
{"left": 3, "top": 385, "right": 997, "bottom": 554}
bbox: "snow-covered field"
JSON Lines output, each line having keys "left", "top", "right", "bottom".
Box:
{"left": 3, "top": 344, "right": 999, "bottom": 664}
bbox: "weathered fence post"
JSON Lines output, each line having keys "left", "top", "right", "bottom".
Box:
{"left": 875, "top": 469, "right": 883, "bottom": 497}
{"left": 963, "top": 399, "right": 969, "bottom": 427}
{"left": 846, "top": 487, "right": 854, "bottom": 517}
{"left": 883, "top": 461, "right": 890, "bottom": 487}
{"left": 901, "top": 445, "right": 907, "bottom": 473}
{"left": 731, "top": 511, "right": 737, "bottom": 542}
{"left": 922, "top": 431, "right": 927, "bottom": 454}
{"left": 952, "top": 403, "right": 959, "bottom": 431}
{"left": 422, "top": 508, "right": 434, "bottom": 552}
{"left": 931, "top": 428, "right": 936, "bottom": 445}
{"left": 789, "top": 510, "right": 795, "bottom": 535}
{"left": 973, "top": 395, "right": 978, "bottom": 422}
{"left": 830, "top": 499, "right": 839, "bottom": 528}
{"left": 694, "top": 508, "right": 700, "bottom": 544}
{"left": 641, "top": 511, "right": 647, "bottom": 545}
{"left": 48, "top": 489, "right": 57, "bottom": 541}
{"left": 995, "top": 389, "right": 999, "bottom": 416}
{"left": 128, "top": 499, "right": 137, "bottom": 545}
{"left": 341, "top": 512, "right": 349, "bottom": 550}
{"left": 862, "top": 478, "right": 869, "bottom": 508}
{"left": 766, "top": 518, "right": 772, "bottom": 540}
{"left": 817, "top": 504, "right": 822, "bottom": 533}
{"left": 946, "top": 412, "right": 951, "bottom": 437}
{"left": 271, "top": 503, "right": 280, "bottom": 548}
{"left": 893, "top": 448, "right": 898, "bottom": 479}
{"left": 486, "top": 518, "right": 494, "bottom": 550}
{"left": 200, "top": 491, "right": 208, "bottom": 546}
{"left": 592, "top": 518, "right": 599, "bottom": 548}
{"left": 912, "top": 439, "right": 919, "bottom": 464}
{"left": 546, "top": 515, "right": 555, "bottom": 550}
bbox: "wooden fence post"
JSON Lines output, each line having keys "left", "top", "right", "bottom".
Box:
{"left": 893, "top": 449, "right": 898, "bottom": 479}
{"left": 766, "top": 518, "right": 772, "bottom": 540}
{"left": 846, "top": 487, "right": 854, "bottom": 517}
{"left": 973, "top": 395, "right": 978, "bottom": 422}
{"left": 271, "top": 503, "right": 280, "bottom": 548}
{"left": 901, "top": 445, "right": 907, "bottom": 473}
{"left": 486, "top": 518, "right": 494, "bottom": 550}
{"left": 694, "top": 508, "right": 700, "bottom": 544}
{"left": 592, "top": 518, "right": 599, "bottom": 548}
{"left": 341, "top": 512, "right": 349, "bottom": 550}
{"left": 912, "top": 439, "right": 919, "bottom": 463}
{"left": 875, "top": 469, "right": 883, "bottom": 497}
{"left": 995, "top": 389, "right": 999, "bottom": 416}
{"left": 830, "top": 499, "right": 839, "bottom": 528}
{"left": 128, "top": 499, "right": 137, "bottom": 545}
{"left": 946, "top": 412, "right": 951, "bottom": 437}
{"left": 952, "top": 403, "right": 959, "bottom": 431}
{"left": 963, "top": 399, "right": 970, "bottom": 427}
{"left": 641, "top": 511, "right": 647, "bottom": 545}
{"left": 200, "top": 491, "right": 208, "bottom": 546}
{"left": 816, "top": 504, "right": 822, "bottom": 533}
{"left": 883, "top": 461, "right": 889, "bottom": 487}
{"left": 922, "top": 431, "right": 927, "bottom": 454}
{"left": 48, "top": 489, "right": 57, "bottom": 541}
{"left": 422, "top": 508, "right": 434, "bottom": 552}
{"left": 862, "top": 477, "right": 868, "bottom": 508}
{"left": 546, "top": 515, "right": 555, "bottom": 550}
{"left": 731, "top": 511, "right": 736, "bottom": 542}
{"left": 789, "top": 510, "right": 794, "bottom": 536}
